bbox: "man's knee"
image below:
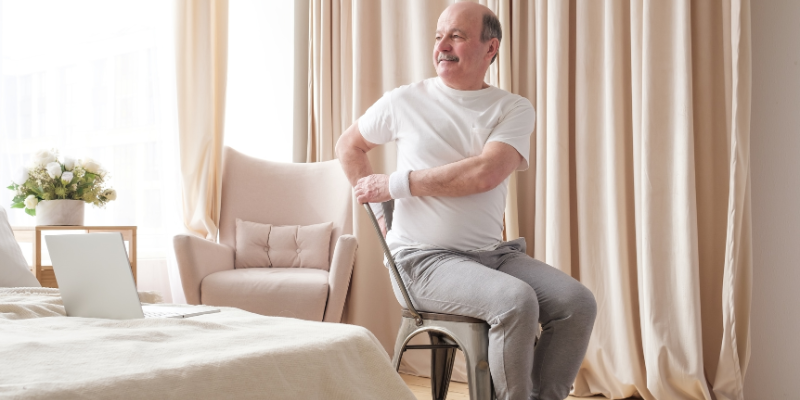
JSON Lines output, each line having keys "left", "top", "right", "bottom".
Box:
{"left": 573, "top": 283, "right": 597, "bottom": 323}
{"left": 548, "top": 281, "right": 597, "bottom": 325}
{"left": 493, "top": 280, "right": 539, "bottom": 325}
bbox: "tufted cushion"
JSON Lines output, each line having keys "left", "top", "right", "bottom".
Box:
{"left": 234, "top": 219, "right": 273, "bottom": 269}
{"left": 0, "top": 206, "right": 41, "bottom": 288}
{"left": 201, "top": 268, "right": 329, "bottom": 320}
{"left": 234, "top": 219, "right": 333, "bottom": 270}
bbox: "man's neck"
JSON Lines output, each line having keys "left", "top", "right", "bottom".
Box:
{"left": 439, "top": 78, "right": 490, "bottom": 91}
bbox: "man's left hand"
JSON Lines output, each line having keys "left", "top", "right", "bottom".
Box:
{"left": 355, "top": 174, "right": 392, "bottom": 204}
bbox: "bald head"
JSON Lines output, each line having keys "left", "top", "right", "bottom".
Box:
{"left": 433, "top": 3, "right": 502, "bottom": 90}
{"left": 443, "top": 2, "right": 502, "bottom": 51}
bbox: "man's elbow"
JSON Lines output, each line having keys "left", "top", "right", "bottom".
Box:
{"left": 334, "top": 135, "right": 351, "bottom": 160}
{"left": 471, "top": 148, "right": 521, "bottom": 193}
{"left": 334, "top": 140, "right": 344, "bottom": 159}
{"left": 473, "top": 169, "right": 506, "bottom": 193}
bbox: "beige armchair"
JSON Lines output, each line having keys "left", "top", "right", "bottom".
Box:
{"left": 173, "top": 147, "right": 356, "bottom": 322}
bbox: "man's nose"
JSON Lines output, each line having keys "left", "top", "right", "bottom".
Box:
{"left": 436, "top": 37, "right": 452, "bottom": 52}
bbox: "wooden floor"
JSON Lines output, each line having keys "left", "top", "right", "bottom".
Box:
{"left": 400, "top": 373, "right": 588, "bottom": 400}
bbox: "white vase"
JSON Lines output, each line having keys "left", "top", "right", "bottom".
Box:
{"left": 36, "top": 200, "right": 85, "bottom": 226}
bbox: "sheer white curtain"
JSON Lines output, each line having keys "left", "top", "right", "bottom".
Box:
{"left": 0, "top": 0, "right": 183, "bottom": 302}
{"left": 224, "top": 0, "right": 294, "bottom": 162}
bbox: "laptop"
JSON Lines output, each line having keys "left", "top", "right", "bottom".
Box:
{"left": 46, "top": 233, "right": 219, "bottom": 319}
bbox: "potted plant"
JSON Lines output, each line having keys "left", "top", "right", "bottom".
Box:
{"left": 7, "top": 149, "right": 116, "bottom": 226}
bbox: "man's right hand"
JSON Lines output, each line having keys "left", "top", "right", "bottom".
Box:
{"left": 355, "top": 174, "right": 392, "bottom": 204}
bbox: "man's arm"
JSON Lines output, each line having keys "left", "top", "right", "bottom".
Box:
{"left": 409, "top": 141, "right": 521, "bottom": 197}
{"left": 336, "top": 121, "right": 389, "bottom": 235}
{"left": 336, "top": 121, "right": 379, "bottom": 186}
{"left": 336, "top": 120, "right": 522, "bottom": 204}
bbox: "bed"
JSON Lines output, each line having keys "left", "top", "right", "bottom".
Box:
{"left": 0, "top": 287, "right": 415, "bottom": 400}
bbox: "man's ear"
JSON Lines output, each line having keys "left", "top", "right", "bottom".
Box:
{"left": 487, "top": 38, "right": 499, "bottom": 61}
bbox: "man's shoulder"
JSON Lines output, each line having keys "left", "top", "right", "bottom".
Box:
{"left": 386, "top": 78, "right": 436, "bottom": 98}
{"left": 490, "top": 89, "right": 535, "bottom": 120}
{"left": 492, "top": 86, "right": 533, "bottom": 107}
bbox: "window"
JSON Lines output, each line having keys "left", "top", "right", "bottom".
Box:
{"left": 0, "top": 0, "right": 180, "bottom": 301}
{"left": 224, "top": 0, "right": 295, "bottom": 162}
{"left": 1, "top": 0, "right": 299, "bottom": 302}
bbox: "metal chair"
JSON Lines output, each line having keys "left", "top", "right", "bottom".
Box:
{"left": 363, "top": 203, "right": 494, "bottom": 400}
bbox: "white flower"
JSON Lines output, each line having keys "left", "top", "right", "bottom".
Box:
{"left": 24, "top": 195, "right": 38, "bottom": 209}
{"left": 32, "top": 149, "right": 57, "bottom": 167}
{"left": 103, "top": 189, "right": 117, "bottom": 201}
{"left": 45, "top": 162, "right": 63, "bottom": 179}
{"left": 63, "top": 156, "right": 76, "bottom": 171}
{"left": 12, "top": 167, "right": 29, "bottom": 186}
{"left": 61, "top": 171, "right": 74, "bottom": 184}
{"left": 80, "top": 158, "right": 102, "bottom": 174}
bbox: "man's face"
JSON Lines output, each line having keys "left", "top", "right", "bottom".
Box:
{"left": 432, "top": 5, "right": 494, "bottom": 90}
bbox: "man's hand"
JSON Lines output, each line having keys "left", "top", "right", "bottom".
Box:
{"left": 355, "top": 174, "right": 392, "bottom": 204}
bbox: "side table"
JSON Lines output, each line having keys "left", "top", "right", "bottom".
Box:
{"left": 11, "top": 225, "right": 137, "bottom": 288}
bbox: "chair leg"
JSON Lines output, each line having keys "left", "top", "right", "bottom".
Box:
{"left": 451, "top": 324, "right": 494, "bottom": 400}
{"left": 392, "top": 318, "right": 415, "bottom": 371}
{"left": 428, "top": 332, "right": 457, "bottom": 400}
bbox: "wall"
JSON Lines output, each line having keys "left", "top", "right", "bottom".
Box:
{"left": 745, "top": 1, "right": 800, "bottom": 398}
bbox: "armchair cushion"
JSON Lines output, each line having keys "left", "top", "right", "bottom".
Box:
{"left": 234, "top": 219, "right": 272, "bottom": 269}
{"left": 234, "top": 219, "right": 332, "bottom": 270}
{"left": 201, "top": 268, "right": 329, "bottom": 320}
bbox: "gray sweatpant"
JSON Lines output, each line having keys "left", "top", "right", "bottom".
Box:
{"left": 390, "top": 238, "right": 597, "bottom": 400}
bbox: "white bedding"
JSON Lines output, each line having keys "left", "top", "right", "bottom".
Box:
{"left": 0, "top": 288, "right": 414, "bottom": 400}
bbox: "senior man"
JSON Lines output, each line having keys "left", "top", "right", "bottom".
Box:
{"left": 336, "top": 3, "right": 596, "bottom": 400}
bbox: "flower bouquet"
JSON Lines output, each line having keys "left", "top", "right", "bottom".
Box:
{"left": 7, "top": 149, "right": 116, "bottom": 217}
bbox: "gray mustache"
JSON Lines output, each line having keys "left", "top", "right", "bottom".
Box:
{"left": 438, "top": 54, "right": 459, "bottom": 62}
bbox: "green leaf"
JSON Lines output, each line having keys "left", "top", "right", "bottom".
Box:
{"left": 7, "top": 185, "right": 15, "bottom": 190}
{"left": 12, "top": 195, "right": 25, "bottom": 203}
{"left": 24, "top": 208, "right": 36, "bottom": 217}
{"left": 10, "top": 202, "right": 24, "bottom": 209}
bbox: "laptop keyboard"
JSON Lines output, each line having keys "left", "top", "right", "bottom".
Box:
{"left": 144, "top": 310, "right": 182, "bottom": 319}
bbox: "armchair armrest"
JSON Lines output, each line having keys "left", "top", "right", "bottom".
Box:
{"left": 322, "top": 234, "right": 358, "bottom": 322}
{"left": 173, "top": 234, "right": 235, "bottom": 305}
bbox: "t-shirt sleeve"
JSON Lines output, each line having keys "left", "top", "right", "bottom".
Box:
{"left": 357, "top": 91, "right": 396, "bottom": 145}
{"left": 486, "top": 97, "right": 535, "bottom": 171}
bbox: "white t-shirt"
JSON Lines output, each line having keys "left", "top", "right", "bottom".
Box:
{"left": 358, "top": 77, "right": 535, "bottom": 252}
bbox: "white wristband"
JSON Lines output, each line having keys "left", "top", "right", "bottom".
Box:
{"left": 389, "top": 169, "right": 413, "bottom": 199}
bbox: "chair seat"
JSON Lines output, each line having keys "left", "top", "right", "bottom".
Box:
{"left": 401, "top": 308, "right": 486, "bottom": 324}
{"left": 202, "top": 268, "right": 329, "bottom": 321}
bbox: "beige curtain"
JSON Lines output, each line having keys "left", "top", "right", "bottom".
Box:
{"left": 500, "top": 1, "right": 752, "bottom": 399}
{"left": 175, "top": 0, "right": 228, "bottom": 240}
{"left": 305, "top": 1, "right": 752, "bottom": 399}
{"left": 306, "top": 0, "right": 353, "bottom": 162}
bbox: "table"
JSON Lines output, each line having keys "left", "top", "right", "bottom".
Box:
{"left": 11, "top": 226, "right": 137, "bottom": 288}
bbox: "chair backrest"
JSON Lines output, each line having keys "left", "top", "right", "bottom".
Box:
{"left": 363, "top": 202, "right": 423, "bottom": 326}
{"left": 219, "top": 147, "right": 353, "bottom": 269}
